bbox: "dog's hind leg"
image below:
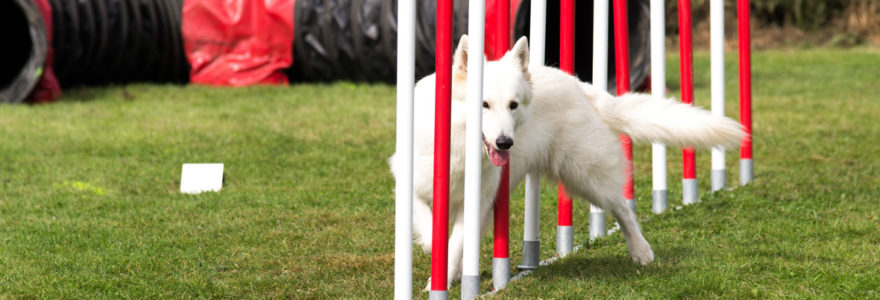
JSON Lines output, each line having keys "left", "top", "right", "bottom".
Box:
{"left": 412, "top": 195, "right": 434, "bottom": 254}
{"left": 561, "top": 174, "right": 654, "bottom": 265}
{"left": 442, "top": 194, "right": 496, "bottom": 289}
{"left": 606, "top": 199, "right": 654, "bottom": 265}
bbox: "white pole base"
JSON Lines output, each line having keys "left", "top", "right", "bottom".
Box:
{"left": 589, "top": 210, "right": 606, "bottom": 240}
{"left": 461, "top": 275, "right": 480, "bottom": 300}
{"left": 492, "top": 258, "right": 510, "bottom": 290}
{"left": 652, "top": 189, "right": 667, "bottom": 214}
{"left": 740, "top": 159, "right": 754, "bottom": 185}
{"left": 711, "top": 169, "right": 726, "bottom": 192}
{"left": 556, "top": 225, "right": 573, "bottom": 256}
{"left": 430, "top": 290, "right": 449, "bottom": 300}
{"left": 518, "top": 240, "right": 540, "bottom": 270}
{"left": 683, "top": 178, "right": 699, "bottom": 205}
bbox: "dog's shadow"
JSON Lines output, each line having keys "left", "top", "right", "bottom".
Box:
{"left": 516, "top": 246, "right": 690, "bottom": 282}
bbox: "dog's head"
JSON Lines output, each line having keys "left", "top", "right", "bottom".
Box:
{"left": 452, "top": 35, "right": 533, "bottom": 167}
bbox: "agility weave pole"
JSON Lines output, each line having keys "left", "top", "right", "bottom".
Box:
{"left": 710, "top": 0, "right": 726, "bottom": 192}
{"left": 460, "top": 0, "right": 487, "bottom": 298}
{"left": 613, "top": 0, "right": 636, "bottom": 213}
{"left": 650, "top": 0, "right": 668, "bottom": 214}
{"left": 393, "top": 0, "right": 415, "bottom": 298}
{"left": 589, "top": 0, "right": 610, "bottom": 239}
{"left": 491, "top": 0, "right": 512, "bottom": 292}
{"left": 429, "top": 0, "right": 454, "bottom": 298}
{"left": 679, "top": 0, "right": 699, "bottom": 205}
{"left": 738, "top": 0, "right": 754, "bottom": 185}
{"left": 556, "top": 0, "right": 575, "bottom": 259}
{"left": 519, "top": 0, "right": 546, "bottom": 273}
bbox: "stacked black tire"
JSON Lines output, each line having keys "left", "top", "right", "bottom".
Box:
{"left": 288, "top": 0, "right": 470, "bottom": 82}
{"left": 287, "top": 0, "right": 650, "bottom": 90}
{"left": 50, "top": 0, "right": 189, "bottom": 86}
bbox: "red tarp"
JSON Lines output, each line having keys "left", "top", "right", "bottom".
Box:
{"left": 183, "top": 0, "right": 294, "bottom": 86}
{"left": 27, "top": 0, "right": 61, "bottom": 103}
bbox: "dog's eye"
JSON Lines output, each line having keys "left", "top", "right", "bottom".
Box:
{"left": 509, "top": 101, "right": 518, "bottom": 110}
{"left": 482, "top": 101, "right": 490, "bottom": 109}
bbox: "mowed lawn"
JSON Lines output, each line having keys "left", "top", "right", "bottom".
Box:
{"left": 1, "top": 48, "right": 878, "bottom": 298}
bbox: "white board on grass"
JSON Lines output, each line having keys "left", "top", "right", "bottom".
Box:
{"left": 180, "top": 163, "right": 224, "bottom": 194}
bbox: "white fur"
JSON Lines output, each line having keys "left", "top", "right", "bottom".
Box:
{"left": 389, "top": 36, "right": 745, "bottom": 289}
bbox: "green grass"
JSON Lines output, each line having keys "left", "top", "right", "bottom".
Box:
{"left": 1, "top": 48, "right": 878, "bottom": 298}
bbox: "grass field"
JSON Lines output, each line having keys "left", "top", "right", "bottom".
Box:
{"left": 1, "top": 48, "right": 878, "bottom": 298}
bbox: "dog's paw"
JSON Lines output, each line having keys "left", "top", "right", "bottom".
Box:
{"left": 630, "top": 245, "right": 655, "bottom": 265}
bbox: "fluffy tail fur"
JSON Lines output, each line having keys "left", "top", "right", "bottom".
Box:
{"left": 580, "top": 82, "right": 746, "bottom": 149}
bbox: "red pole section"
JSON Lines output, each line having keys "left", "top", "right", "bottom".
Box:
{"left": 492, "top": 0, "right": 511, "bottom": 262}
{"left": 738, "top": 0, "right": 753, "bottom": 160}
{"left": 493, "top": 166, "right": 510, "bottom": 257}
{"left": 613, "top": 0, "right": 635, "bottom": 204}
{"left": 678, "top": 0, "right": 696, "bottom": 184}
{"left": 558, "top": 0, "right": 574, "bottom": 228}
{"left": 431, "top": 0, "right": 453, "bottom": 292}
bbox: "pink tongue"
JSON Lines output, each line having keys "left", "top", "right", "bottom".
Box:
{"left": 488, "top": 148, "right": 510, "bottom": 166}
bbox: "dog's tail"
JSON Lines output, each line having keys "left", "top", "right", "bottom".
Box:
{"left": 580, "top": 82, "right": 746, "bottom": 149}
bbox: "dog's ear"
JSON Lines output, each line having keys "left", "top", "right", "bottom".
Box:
{"left": 505, "top": 36, "right": 530, "bottom": 83}
{"left": 510, "top": 37, "right": 530, "bottom": 73}
{"left": 453, "top": 35, "right": 469, "bottom": 82}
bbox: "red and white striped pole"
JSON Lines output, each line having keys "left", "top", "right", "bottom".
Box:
{"left": 678, "top": 0, "right": 698, "bottom": 205}
{"left": 737, "top": 0, "right": 753, "bottom": 185}
{"left": 430, "top": 0, "right": 453, "bottom": 298}
{"left": 491, "top": 0, "right": 511, "bottom": 291}
{"left": 556, "top": 0, "right": 575, "bottom": 258}
{"left": 613, "top": 0, "right": 636, "bottom": 212}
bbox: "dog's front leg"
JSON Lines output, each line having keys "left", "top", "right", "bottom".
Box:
{"left": 444, "top": 212, "right": 466, "bottom": 289}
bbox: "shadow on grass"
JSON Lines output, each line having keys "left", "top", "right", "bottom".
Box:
{"left": 526, "top": 246, "right": 693, "bottom": 281}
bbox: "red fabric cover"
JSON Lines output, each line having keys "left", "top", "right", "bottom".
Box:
{"left": 183, "top": 0, "right": 294, "bottom": 86}
{"left": 27, "top": 0, "right": 61, "bottom": 103}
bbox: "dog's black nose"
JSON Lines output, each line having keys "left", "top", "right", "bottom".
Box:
{"left": 495, "top": 136, "right": 514, "bottom": 150}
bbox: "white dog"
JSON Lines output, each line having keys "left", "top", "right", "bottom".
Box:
{"left": 390, "top": 35, "right": 744, "bottom": 288}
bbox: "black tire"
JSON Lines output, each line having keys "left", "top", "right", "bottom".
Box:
{"left": 0, "top": 0, "right": 47, "bottom": 103}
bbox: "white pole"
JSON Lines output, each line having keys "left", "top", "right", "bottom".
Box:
{"left": 520, "top": 175, "right": 540, "bottom": 268}
{"left": 520, "top": 0, "right": 546, "bottom": 270}
{"left": 589, "top": 0, "right": 608, "bottom": 238}
{"left": 650, "top": 0, "right": 667, "bottom": 214}
{"left": 529, "top": 0, "right": 546, "bottom": 68}
{"left": 461, "top": 1, "right": 485, "bottom": 298}
{"left": 710, "top": 0, "right": 726, "bottom": 192}
{"left": 394, "top": 0, "right": 416, "bottom": 298}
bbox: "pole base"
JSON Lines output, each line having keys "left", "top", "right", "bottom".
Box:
{"left": 518, "top": 240, "right": 540, "bottom": 270}
{"left": 683, "top": 178, "right": 698, "bottom": 205}
{"left": 492, "top": 258, "right": 509, "bottom": 290}
{"left": 430, "top": 290, "right": 449, "bottom": 300}
{"left": 740, "top": 159, "right": 753, "bottom": 185}
{"left": 652, "top": 189, "right": 667, "bottom": 214}
{"left": 556, "top": 226, "right": 573, "bottom": 256}
{"left": 711, "top": 169, "right": 726, "bottom": 192}
{"left": 461, "top": 275, "right": 480, "bottom": 300}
